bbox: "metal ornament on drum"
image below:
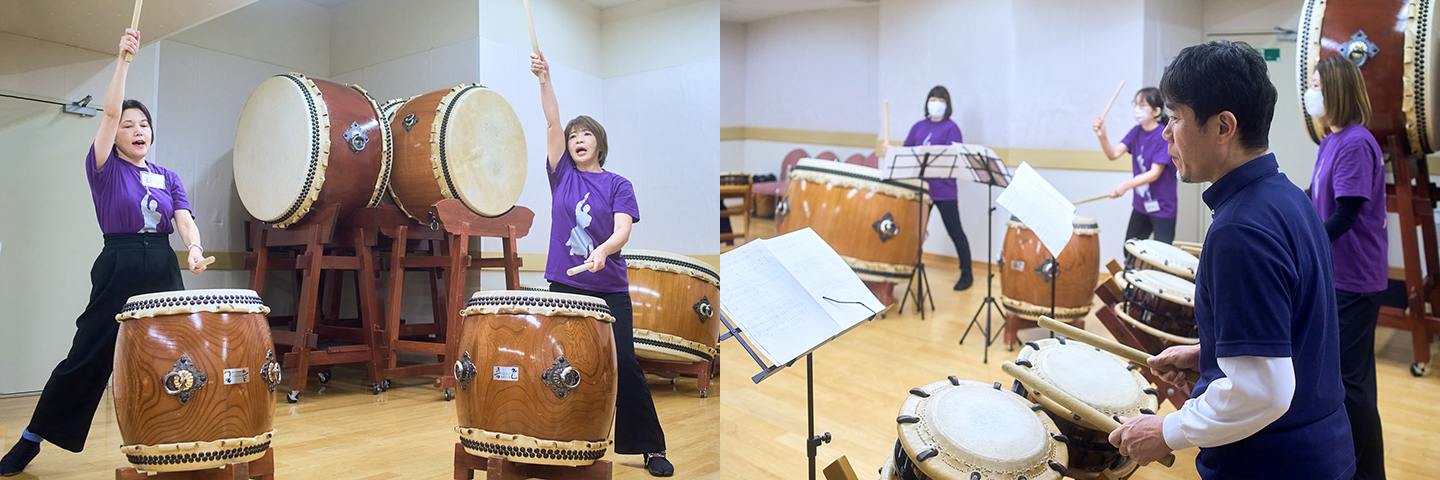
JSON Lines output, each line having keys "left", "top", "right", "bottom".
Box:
{"left": 113, "top": 289, "right": 279, "bottom": 472}
{"left": 453, "top": 291, "right": 617, "bottom": 466}
{"left": 998, "top": 217, "right": 1101, "bottom": 322}
{"left": 234, "top": 73, "right": 390, "bottom": 228}
{"left": 892, "top": 378, "right": 1068, "bottom": 480}
{"left": 1123, "top": 238, "right": 1198, "bottom": 280}
{"left": 1014, "top": 338, "right": 1160, "bottom": 480}
{"left": 776, "top": 159, "right": 929, "bottom": 284}
{"left": 390, "top": 84, "right": 527, "bottom": 221}
{"left": 625, "top": 249, "right": 721, "bottom": 364}
{"left": 1118, "top": 269, "right": 1200, "bottom": 345}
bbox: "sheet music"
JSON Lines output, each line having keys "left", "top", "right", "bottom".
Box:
{"left": 720, "top": 236, "right": 842, "bottom": 365}
{"left": 995, "top": 163, "right": 1076, "bottom": 257}
{"left": 765, "top": 228, "right": 882, "bottom": 330}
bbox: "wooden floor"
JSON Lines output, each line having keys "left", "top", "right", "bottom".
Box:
{"left": 0, "top": 366, "right": 718, "bottom": 479}
{"left": 721, "top": 217, "right": 1440, "bottom": 480}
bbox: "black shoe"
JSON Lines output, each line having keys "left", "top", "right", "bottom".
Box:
{"left": 645, "top": 452, "right": 674, "bottom": 477}
{"left": 954, "top": 271, "right": 974, "bottom": 291}
{"left": 0, "top": 438, "right": 40, "bottom": 477}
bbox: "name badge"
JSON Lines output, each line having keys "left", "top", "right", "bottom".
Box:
{"left": 140, "top": 172, "right": 166, "bottom": 189}
{"left": 1144, "top": 200, "right": 1161, "bottom": 213}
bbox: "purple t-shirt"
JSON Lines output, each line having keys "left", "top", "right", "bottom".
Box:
{"left": 904, "top": 118, "right": 963, "bottom": 201}
{"left": 1311, "top": 124, "right": 1387, "bottom": 293}
{"left": 545, "top": 151, "right": 641, "bottom": 293}
{"left": 1120, "top": 124, "right": 1177, "bottom": 218}
{"left": 86, "top": 144, "right": 189, "bottom": 234}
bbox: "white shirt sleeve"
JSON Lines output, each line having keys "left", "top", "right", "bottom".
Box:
{"left": 1162, "top": 356, "right": 1295, "bottom": 450}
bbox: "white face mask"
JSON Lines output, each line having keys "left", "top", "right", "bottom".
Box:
{"left": 1134, "top": 106, "right": 1151, "bottom": 123}
{"left": 927, "top": 101, "right": 946, "bottom": 118}
{"left": 1304, "top": 88, "right": 1325, "bottom": 118}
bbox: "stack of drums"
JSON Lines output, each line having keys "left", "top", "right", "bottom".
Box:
{"left": 113, "top": 289, "right": 279, "bottom": 472}
{"left": 389, "top": 84, "right": 527, "bottom": 221}
{"left": 882, "top": 378, "right": 1069, "bottom": 480}
{"left": 1117, "top": 269, "right": 1200, "bottom": 347}
{"left": 453, "top": 291, "right": 617, "bottom": 466}
{"left": 999, "top": 216, "right": 1101, "bottom": 323}
{"left": 776, "top": 159, "right": 928, "bottom": 304}
{"left": 1013, "top": 338, "right": 1160, "bottom": 480}
{"left": 625, "top": 250, "right": 721, "bottom": 365}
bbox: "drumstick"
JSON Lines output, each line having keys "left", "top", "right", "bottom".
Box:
{"left": 882, "top": 100, "right": 891, "bottom": 148}
{"left": 566, "top": 262, "right": 593, "bottom": 276}
{"left": 524, "top": 0, "right": 546, "bottom": 84}
{"left": 193, "top": 256, "right": 215, "bottom": 273}
{"left": 1003, "top": 361, "right": 1177, "bottom": 468}
{"left": 1038, "top": 316, "right": 1201, "bottom": 384}
{"left": 1072, "top": 193, "right": 1112, "bottom": 206}
{"left": 1100, "top": 80, "right": 1125, "bottom": 121}
{"left": 124, "top": 0, "right": 143, "bottom": 62}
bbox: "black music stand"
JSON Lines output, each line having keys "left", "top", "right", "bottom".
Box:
{"left": 956, "top": 147, "right": 1011, "bottom": 363}
{"left": 879, "top": 145, "right": 964, "bottom": 320}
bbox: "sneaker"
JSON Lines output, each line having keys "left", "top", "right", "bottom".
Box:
{"left": 0, "top": 438, "right": 40, "bottom": 477}
{"left": 954, "top": 271, "right": 974, "bottom": 291}
{"left": 645, "top": 452, "right": 674, "bottom": 477}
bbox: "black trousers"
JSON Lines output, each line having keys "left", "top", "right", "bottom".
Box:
{"left": 549, "top": 281, "right": 666, "bottom": 454}
{"left": 1125, "top": 210, "right": 1176, "bottom": 243}
{"left": 1336, "top": 289, "right": 1385, "bottom": 480}
{"left": 931, "top": 200, "right": 972, "bottom": 274}
{"left": 27, "top": 233, "right": 184, "bottom": 452}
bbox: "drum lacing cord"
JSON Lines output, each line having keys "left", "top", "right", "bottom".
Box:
{"left": 1120, "top": 283, "right": 1198, "bottom": 338}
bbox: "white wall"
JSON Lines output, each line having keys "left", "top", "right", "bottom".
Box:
{"left": 168, "top": 0, "right": 331, "bottom": 75}
{"left": 332, "top": 0, "right": 479, "bottom": 76}
{"left": 745, "top": 6, "right": 878, "bottom": 134}
{"left": 481, "top": 0, "right": 602, "bottom": 78}
{"left": 721, "top": 21, "right": 746, "bottom": 128}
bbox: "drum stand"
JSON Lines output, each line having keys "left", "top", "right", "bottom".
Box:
{"left": 1094, "top": 260, "right": 1190, "bottom": 409}
{"left": 453, "top": 444, "right": 611, "bottom": 480}
{"left": 638, "top": 358, "right": 713, "bottom": 398}
{"left": 1377, "top": 135, "right": 1440, "bottom": 377}
{"left": 116, "top": 448, "right": 275, "bottom": 480}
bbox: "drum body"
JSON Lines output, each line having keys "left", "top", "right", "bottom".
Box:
{"left": 999, "top": 217, "right": 1101, "bottom": 322}
{"left": 626, "top": 250, "right": 721, "bottom": 364}
{"left": 235, "top": 73, "right": 389, "bottom": 228}
{"left": 776, "top": 159, "right": 929, "bottom": 284}
{"left": 1119, "top": 269, "right": 1199, "bottom": 345}
{"left": 892, "top": 379, "right": 1067, "bottom": 480}
{"left": 454, "top": 291, "right": 617, "bottom": 466}
{"left": 391, "top": 84, "right": 527, "bottom": 220}
{"left": 113, "top": 289, "right": 279, "bottom": 472}
{"left": 1014, "top": 339, "right": 1159, "bottom": 480}
{"left": 1123, "top": 239, "right": 1198, "bottom": 280}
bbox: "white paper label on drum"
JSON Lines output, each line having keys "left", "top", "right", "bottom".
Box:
{"left": 1010, "top": 260, "right": 1025, "bottom": 271}
{"left": 223, "top": 368, "right": 250, "bottom": 385}
{"left": 493, "top": 366, "right": 519, "bottom": 381}
{"left": 140, "top": 172, "right": 166, "bottom": 189}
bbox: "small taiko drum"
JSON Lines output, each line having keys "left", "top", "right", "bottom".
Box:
{"left": 776, "top": 159, "right": 929, "bottom": 285}
{"left": 453, "top": 291, "right": 617, "bottom": 466}
{"left": 1013, "top": 338, "right": 1160, "bottom": 480}
{"left": 113, "top": 289, "right": 280, "bottom": 472}
{"left": 390, "top": 84, "right": 527, "bottom": 221}
{"left": 1123, "top": 238, "right": 1198, "bottom": 281}
{"left": 999, "top": 216, "right": 1101, "bottom": 322}
{"left": 234, "top": 73, "right": 390, "bottom": 228}
{"left": 1119, "top": 269, "right": 1199, "bottom": 346}
{"left": 625, "top": 250, "right": 721, "bottom": 364}
{"left": 891, "top": 378, "right": 1069, "bottom": 480}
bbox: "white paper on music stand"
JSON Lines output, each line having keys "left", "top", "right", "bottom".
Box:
{"left": 995, "top": 163, "right": 1076, "bottom": 257}
{"left": 879, "top": 144, "right": 965, "bottom": 181}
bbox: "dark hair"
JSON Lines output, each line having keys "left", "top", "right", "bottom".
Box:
{"left": 925, "top": 85, "right": 953, "bottom": 121}
{"left": 121, "top": 99, "right": 154, "bottom": 141}
{"left": 1159, "top": 40, "right": 1276, "bottom": 151}
{"left": 1136, "top": 87, "right": 1169, "bottom": 126}
{"left": 563, "top": 115, "right": 608, "bottom": 167}
{"left": 1316, "top": 56, "right": 1372, "bottom": 129}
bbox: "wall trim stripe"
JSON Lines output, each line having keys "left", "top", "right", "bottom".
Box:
{"left": 178, "top": 251, "right": 720, "bottom": 274}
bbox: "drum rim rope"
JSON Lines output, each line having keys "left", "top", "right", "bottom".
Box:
{"left": 461, "top": 291, "right": 616, "bottom": 323}
{"left": 623, "top": 249, "right": 720, "bottom": 286}
{"left": 1404, "top": 0, "right": 1434, "bottom": 153}
{"left": 455, "top": 427, "right": 610, "bottom": 467}
{"left": 350, "top": 84, "right": 392, "bottom": 209}
{"left": 790, "top": 161, "right": 929, "bottom": 201}
{"left": 255, "top": 73, "right": 329, "bottom": 228}
{"left": 117, "top": 289, "right": 271, "bottom": 321}
{"left": 1297, "top": 0, "right": 1328, "bottom": 145}
{"left": 633, "top": 328, "right": 718, "bottom": 362}
{"left": 119, "top": 430, "right": 275, "bottom": 473}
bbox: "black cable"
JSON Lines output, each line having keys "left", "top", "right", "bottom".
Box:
{"left": 821, "top": 296, "right": 878, "bottom": 316}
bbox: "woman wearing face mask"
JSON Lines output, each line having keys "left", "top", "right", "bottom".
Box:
{"left": 1306, "top": 55, "right": 1387, "bottom": 480}
{"left": 901, "top": 85, "right": 973, "bottom": 290}
{"left": 530, "top": 51, "right": 673, "bottom": 477}
{"left": 1093, "top": 87, "right": 1178, "bottom": 243}
{"left": 1, "top": 29, "right": 206, "bottom": 476}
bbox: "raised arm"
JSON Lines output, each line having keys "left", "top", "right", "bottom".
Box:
{"left": 1093, "top": 117, "right": 1129, "bottom": 160}
{"left": 95, "top": 29, "right": 140, "bottom": 170}
{"left": 532, "top": 51, "right": 564, "bottom": 170}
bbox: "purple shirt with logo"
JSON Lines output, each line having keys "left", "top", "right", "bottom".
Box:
{"left": 1120, "top": 124, "right": 1177, "bottom": 218}
{"left": 904, "top": 118, "right": 963, "bottom": 201}
{"left": 86, "top": 144, "right": 189, "bottom": 234}
{"left": 1311, "top": 124, "right": 1387, "bottom": 293}
{"left": 545, "top": 151, "right": 641, "bottom": 293}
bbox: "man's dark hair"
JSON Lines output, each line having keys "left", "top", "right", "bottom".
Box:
{"left": 1159, "top": 40, "right": 1276, "bottom": 151}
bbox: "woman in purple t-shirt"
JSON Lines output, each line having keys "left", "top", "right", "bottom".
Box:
{"left": 1094, "top": 87, "right": 1178, "bottom": 243}
{"left": 888, "top": 85, "right": 974, "bottom": 290}
{"left": 530, "top": 51, "right": 672, "bottom": 477}
{"left": 1, "top": 29, "right": 208, "bottom": 476}
{"left": 1305, "top": 55, "right": 1387, "bottom": 480}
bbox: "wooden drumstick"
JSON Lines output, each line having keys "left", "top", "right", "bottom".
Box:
{"left": 1038, "top": 316, "right": 1201, "bottom": 384}
{"left": 566, "top": 262, "right": 594, "bottom": 276}
{"left": 193, "top": 256, "right": 215, "bottom": 273}
{"left": 1072, "top": 193, "right": 1112, "bottom": 206}
{"left": 882, "top": 100, "right": 891, "bottom": 148}
{"left": 124, "top": 0, "right": 143, "bottom": 62}
{"left": 1100, "top": 80, "right": 1125, "bottom": 121}
{"left": 524, "top": 0, "right": 546, "bottom": 84}
{"left": 1003, "top": 361, "right": 1177, "bottom": 468}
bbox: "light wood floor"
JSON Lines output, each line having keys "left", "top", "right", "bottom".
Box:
{"left": 0, "top": 366, "right": 718, "bottom": 479}
{"left": 721, "top": 217, "right": 1440, "bottom": 480}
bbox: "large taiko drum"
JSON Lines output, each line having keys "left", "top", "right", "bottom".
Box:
{"left": 998, "top": 217, "right": 1101, "bottom": 323}
{"left": 1014, "top": 338, "right": 1160, "bottom": 480}
{"left": 113, "top": 289, "right": 280, "bottom": 472}
{"left": 1297, "top": 0, "right": 1438, "bottom": 153}
{"left": 234, "top": 73, "right": 390, "bottom": 228}
{"left": 776, "top": 159, "right": 929, "bottom": 285}
{"left": 887, "top": 378, "right": 1069, "bottom": 480}
{"left": 453, "top": 291, "right": 617, "bottom": 466}
{"left": 625, "top": 250, "right": 721, "bottom": 365}
{"left": 390, "top": 84, "right": 527, "bottom": 221}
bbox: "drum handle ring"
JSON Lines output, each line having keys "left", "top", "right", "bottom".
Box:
{"left": 693, "top": 296, "right": 713, "bottom": 322}
{"left": 541, "top": 356, "right": 581, "bottom": 399}
{"left": 872, "top": 212, "right": 900, "bottom": 241}
{"left": 261, "top": 350, "right": 282, "bottom": 393}
{"left": 455, "top": 351, "right": 477, "bottom": 390}
{"left": 161, "top": 355, "right": 207, "bottom": 405}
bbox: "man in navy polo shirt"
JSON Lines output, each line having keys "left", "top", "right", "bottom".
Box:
{"left": 1107, "top": 41, "right": 1355, "bottom": 479}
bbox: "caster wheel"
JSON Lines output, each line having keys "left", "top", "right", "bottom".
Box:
{"left": 669, "top": 379, "right": 677, "bottom": 386}
{"left": 317, "top": 369, "right": 332, "bottom": 384}
{"left": 700, "top": 390, "right": 708, "bottom": 399}
{"left": 286, "top": 390, "right": 300, "bottom": 403}
{"left": 444, "top": 388, "right": 454, "bottom": 401}
{"left": 381, "top": 380, "right": 391, "bottom": 392}
{"left": 1411, "top": 362, "right": 1428, "bottom": 377}
{"left": 371, "top": 382, "right": 382, "bottom": 395}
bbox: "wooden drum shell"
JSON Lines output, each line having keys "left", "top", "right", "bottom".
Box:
{"left": 627, "top": 256, "right": 721, "bottom": 364}
{"left": 1298, "top": 0, "right": 1414, "bottom": 150}
{"left": 389, "top": 84, "right": 527, "bottom": 221}
{"left": 776, "top": 166, "right": 928, "bottom": 281}
{"left": 390, "top": 89, "right": 449, "bottom": 219}
{"left": 999, "top": 221, "right": 1101, "bottom": 321}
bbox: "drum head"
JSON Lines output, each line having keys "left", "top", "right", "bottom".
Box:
{"left": 462, "top": 290, "right": 614, "bottom": 323}
{"left": 1124, "top": 239, "right": 1199, "bottom": 278}
{"left": 1017, "top": 339, "right": 1156, "bottom": 420}
{"left": 897, "top": 379, "right": 1065, "bottom": 480}
{"left": 234, "top": 74, "right": 328, "bottom": 225}
{"left": 624, "top": 249, "right": 720, "bottom": 286}
{"left": 438, "top": 86, "right": 527, "bottom": 217}
{"left": 1121, "top": 269, "right": 1196, "bottom": 307}
{"left": 118, "top": 289, "right": 269, "bottom": 320}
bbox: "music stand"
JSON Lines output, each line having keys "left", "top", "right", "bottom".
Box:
{"left": 879, "top": 145, "right": 965, "bottom": 320}
{"left": 955, "top": 145, "right": 1011, "bottom": 363}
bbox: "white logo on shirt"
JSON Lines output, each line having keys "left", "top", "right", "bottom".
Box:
{"left": 139, "top": 192, "right": 162, "bottom": 233}
{"left": 567, "top": 192, "right": 596, "bottom": 257}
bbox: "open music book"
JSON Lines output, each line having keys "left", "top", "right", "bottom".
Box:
{"left": 720, "top": 228, "right": 883, "bottom": 367}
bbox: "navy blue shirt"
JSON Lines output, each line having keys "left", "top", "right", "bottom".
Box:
{"left": 1193, "top": 154, "right": 1354, "bottom": 479}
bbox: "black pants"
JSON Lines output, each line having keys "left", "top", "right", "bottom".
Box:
{"left": 549, "top": 281, "right": 666, "bottom": 454}
{"left": 1125, "top": 210, "right": 1176, "bottom": 243}
{"left": 27, "top": 233, "right": 184, "bottom": 452}
{"left": 1336, "top": 289, "right": 1385, "bottom": 480}
{"left": 932, "top": 200, "right": 972, "bottom": 274}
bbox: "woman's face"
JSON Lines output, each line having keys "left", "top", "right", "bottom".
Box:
{"left": 1134, "top": 93, "right": 1159, "bottom": 123}
{"left": 568, "top": 128, "right": 598, "bottom": 166}
{"left": 927, "top": 96, "right": 947, "bottom": 118}
{"left": 1310, "top": 70, "right": 1322, "bottom": 92}
{"left": 114, "top": 108, "right": 152, "bottom": 160}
